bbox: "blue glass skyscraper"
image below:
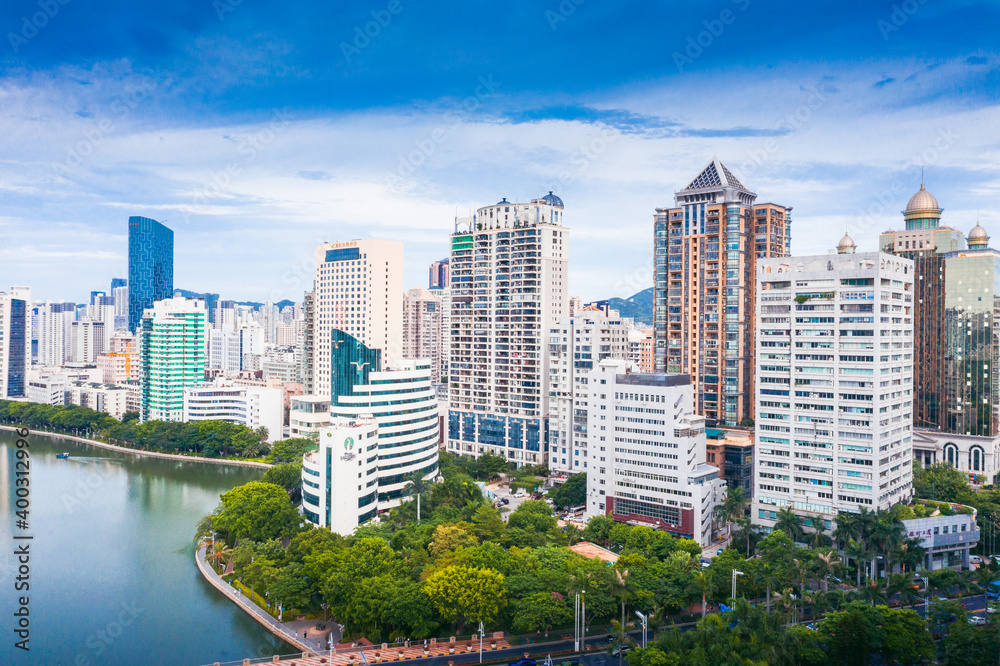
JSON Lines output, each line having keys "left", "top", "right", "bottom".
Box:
{"left": 127, "top": 216, "right": 174, "bottom": 332}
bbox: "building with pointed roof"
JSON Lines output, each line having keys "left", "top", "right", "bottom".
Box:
{"left": 653, "top": 160, "right": 792, "bottom": 426}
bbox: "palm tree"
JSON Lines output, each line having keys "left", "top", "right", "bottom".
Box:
{"left": 688, "top": 570, "right": 712, "bottom": 618}
{"left": 845, "top": 538, "right": 870, "bottom": 587}
{"left": 211, "top": 541, "right": 233, "bottom": 574}
{"left": 753, "top": 562, "right": 780, "bottom": 613}
{"left": 813, "top": 549, "right": 842, "bottom": 592}
{"left": 405, "top": 472, "right": 432, "bottom": 522}
{"left": 833, "top": 512, "right": 859, "bottom": 550}
{"left": 860, "top": 579, "right": 885, "bottom": 606}
{"left": 886, "top": 573, "right": 916, "bottom": 608}
{"left": 715, "top": 485, "right": 750, "bottom": 540}
{"left": 773, "top": 587, "right": 798, "bottom": 624}
{"left": 774, "top": 507, "right": 804, "bottom": 543}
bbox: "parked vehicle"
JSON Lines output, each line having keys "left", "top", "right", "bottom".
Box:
{"left": 969, "top": 615, "right": 987, "bottom": 625}
{"left": 970, "top": 555, "right": 983, "bottom": 564}
{"left": 509, "top": 659, "right": 536, "bottom": 666}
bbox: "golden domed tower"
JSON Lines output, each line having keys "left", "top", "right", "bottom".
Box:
{"left": 967, "top": 223, "right": 990, "bottom": 250}
{"left": 902, "top": 183, "right": 943, "bottom": 231}
{"left": 836, "top": 231, "right": 856, "bottom": 254}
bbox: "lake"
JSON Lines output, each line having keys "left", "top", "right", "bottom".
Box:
{"left": 0, "top": 429, "right": 297, "bottom": 665}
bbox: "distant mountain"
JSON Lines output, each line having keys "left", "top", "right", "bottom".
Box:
{"left": 175, "top": 289, "right": 295, "bottom": 309}
{"left": 605, "top": 287, "right": 654, "bottom": 325}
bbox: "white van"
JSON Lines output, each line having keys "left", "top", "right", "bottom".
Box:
{"left": 970, "top": 555, "right": 983, "bottom": 565}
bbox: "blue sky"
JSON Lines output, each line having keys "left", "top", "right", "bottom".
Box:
{"left": 1, "top": 0, "right": 998, "bottom": 303}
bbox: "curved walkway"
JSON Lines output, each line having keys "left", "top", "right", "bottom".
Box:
{"left": 0, "top": 425, "right": 270, "bottom": 468}
{"left": 196, "top": 544, "right": 313, "bottom": 654}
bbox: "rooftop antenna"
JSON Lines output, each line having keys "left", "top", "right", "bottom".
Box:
{"left": 920, "top": 165, "right": 924, "bottom": 189}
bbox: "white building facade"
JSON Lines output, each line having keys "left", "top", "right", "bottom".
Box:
{"left": 311, "top": 239, "right": 404, "bottom": 398}
{"left": 402, "top": 287, "right": 444, "bottom": 384}
{"left": 548, "top": 307, "right": 630, "bottom": 474}
{"left": 585, "top": 359, "right": 725, "bottom": 548}
{"left": 752, "top": 247, "right": 915, "bottom": 534}
{"left": 447, "top": 193, "right": 569, "bottom": 465}
{"left": 182, "top": 379, "right": 283, "bottom": 441}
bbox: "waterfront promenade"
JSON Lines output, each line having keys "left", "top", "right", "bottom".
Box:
{"left": 0, "top": 424, "right": 270, "bottom": 468}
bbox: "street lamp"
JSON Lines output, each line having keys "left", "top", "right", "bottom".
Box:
{"left": 922, "top": 577, "right": 929, "bottom": 618}
{"left": 478, "top": 621, "right": 484, "bottom": 664}
{"left": 634, "top": 610, "right": 647, "bottom": 648}
{"left": 732, "top": 570, "right": 745, "bottom": 600}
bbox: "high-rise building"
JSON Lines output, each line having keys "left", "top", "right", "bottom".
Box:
{"left": 429, "top": 258, "right": 450, "bottom": 290}
{"left": 35, "top": 301, "right": 76, "bottom": 367}
{"left": 584, "top": 358, "right": 726, "bottom": 548}
{"left": 751, "top": 242, "right": 915, "bottom": 535}
{"left": 654, "top": 160, "right": 792, "bottom": 426}
{"left": 207, "top": 329, "right": 241, "bottom": 373}
{"left": 548, "top": 307, "right": 629, "bottom": 474}
{"left": 302, "top": 291, "right": 315, "bottom": 395}
{"left": 112, "top": 283, "right": 129, "bottom": 331}
{"left": 302, "top": 331, "right": 438, "bottom": 533}
{"left": 628, "top": 328, "right": 655, "bottom": 373}
{"left": 138, "top": 297, "right": 206, "bottom": 422}
{"left": 0, "top": 291, "right": 28, "bottom": 398}
{"left": 70, "top": 318, "right": 105, "bottom": 363}
{"left": 311, "top": 239, "right": 404, "bottom": 398}
{"left": 128, "top": 216, "right": 174, "bottom": 332}
{"left": 402, "top": 287, "right": 444, "bottom": 384}
{"left": 447, "top": 193, "right": 569, "bottom": 465}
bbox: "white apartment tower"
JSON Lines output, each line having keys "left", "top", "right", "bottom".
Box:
{"left": 311, "top": 239, "right": 404, "bottom": 398}
{"left": 548, "top": 307, "right": 630, "bottom": 474}
{"left": 751, "top": 241, "right": 915, "bottom": 535}
{"left": 402, "top": 287, "right": 444, "bottom": 384}
{"left": 447, "top": 193, "right": 569, "bottom": 465}
{"left": 585, "top": 359, "right": 726, "bottom": 548}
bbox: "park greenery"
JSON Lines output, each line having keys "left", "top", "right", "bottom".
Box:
{"left": 0, "top": 398, "right": 287, "bottom": 459}
{"left": 193, "top": 453, "right": 1000, "bottom": 663}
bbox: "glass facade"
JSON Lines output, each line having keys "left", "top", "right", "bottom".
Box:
{"left": 5, "top": 298, "right": 26, "bottom": 397}
{"left": 128, "top": 216, "right": 173, "bottom": 332}
{"left": 330, "top": 329, "right": 382, "bottom": 404}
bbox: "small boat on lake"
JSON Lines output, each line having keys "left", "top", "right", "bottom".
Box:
{"left": 56, "top": 452, "right": 70, "bottom": 459}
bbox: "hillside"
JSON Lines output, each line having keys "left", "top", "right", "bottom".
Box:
{"left": 606, "top": 287, "right": 654, "bottom": 325}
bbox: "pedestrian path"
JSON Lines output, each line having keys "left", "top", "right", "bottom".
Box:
{"left": 196, "top": 544, "right": 313, "bottom": 653}
{"left": 252, "top": 636, "right": 513, "bottom": 666}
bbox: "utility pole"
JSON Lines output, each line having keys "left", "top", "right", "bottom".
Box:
{"left": 732, "top": 569, "right": 745, "bottom": 600}
{"left": 581, "top": 590, "right": 586, "bottom": 651}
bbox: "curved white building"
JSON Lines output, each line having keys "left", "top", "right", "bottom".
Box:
{"left": 302, "top": 330, "right": 438, "bottom": 533}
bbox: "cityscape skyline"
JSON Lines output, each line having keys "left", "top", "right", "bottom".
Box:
{"left": 1, "top": 2, "right": 997, "bottom": 303}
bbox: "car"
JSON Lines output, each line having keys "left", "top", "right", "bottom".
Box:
{"left": 509, "top": 660, "right": 536, "bottom": 666}
{"left": 969, "top": 615, "right": 987, "bottom": 625}
{"left": 500, "top": 498, "right": 510, "bottom": 505}
{"left": 988, "top": 606, "right": 997, "bottom": 614}
{"left": 937, "top": 597, "right": 948, "bottom": 602}
{"left": 700, "top": 559, "right": 711, "bottom": 568}
{"left": 717, "top": 548, "right": 724, "bottom": 556}
{"left": 611, "top": 646, "right": 630, "bottom": 657}
{"left": 970, "top": 555, "right": 983, "bottom": 564}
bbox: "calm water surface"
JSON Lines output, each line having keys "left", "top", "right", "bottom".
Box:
{"left": 0, "top": 430, "right": 297, "bottom": 665}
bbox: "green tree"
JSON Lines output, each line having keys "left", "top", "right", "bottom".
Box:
{"left": 261, "top": 462, "right": 303, "bottom": 502}
{"left": 428, "top": 524, "right": 478, "bottom": 560}
{"left": 469, "top": 503, "right": 506, "bottom": 542}
{"left": 423, "top": 565, "right": 506, "bottom": 632}
{"left": 212, "top": 481, "right": 300, "bottom": 543}
{"left": 266, "top": 437, "right": 317, "bottom": 464}
{"left": 271, "top": 562, "right": 312, "bottom": 614}
{"left": 913, "top": 461, "right": 976, "bottom": 505}
{"left": 511, "top": 592, "right": 572, "bottom": 635}
{"left": 549, "top": 473, "right": 587, "bottom": 508}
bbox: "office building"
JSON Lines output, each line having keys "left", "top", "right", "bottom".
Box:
{"left": 207, "top": 329, "right": 241, "bottom": 373}
{"left": 183, "top": 379, "right": 283, "bottom": 441}
{"left": 584, "top": 359, "right": 726, "bottom": 548}
{"left": 311, "top": 239, "right": 404, "bottom": 398}
{"left": 628, "top": 328, "right": 655, "bottom": 373}
{"left": 402, "top": 287, "right": 444, "bottom": 384}
{"left": 26, "top": 372, "right": 66, "bottom": 406}
{"left": 548, "top": 307, "right": 630, "bottom": 473}
{"left": 751, "top": 244, "right": 915, "bottom": 535}
{"left": 654, "top": 159, "right": 792, "bottom": 425}
{"left": 901, "top": 499, "right": 979, "bottom": 571}
{"left": 429, "top": 258, "right": 449, "bottom": 290}
{"left": 138, "top": 297, "right": 206, "bottom": 422}
{"left": 66, "top": 382, "right": 130, "bottom": 419}
{"left": 128, "top": 216, "right": 174, "bottom": 332}
{"left": 0, "top": 291, "right": 28, "bottom": 398}
{"left": 447, "top": 193, "right": 569, "bottom": 465}
{"left": 289, "top": 395, "right": 331, "bottom": 438}
{"left": 302, "top": 331, "right": 438, "bottom": 533}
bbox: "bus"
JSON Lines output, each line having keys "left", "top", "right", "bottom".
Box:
{"left": 987, "top": 580, "right": 1000, "bottom": 600}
